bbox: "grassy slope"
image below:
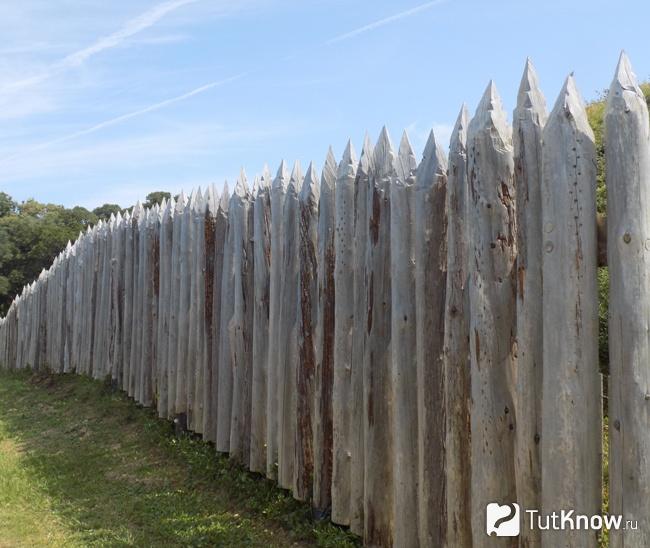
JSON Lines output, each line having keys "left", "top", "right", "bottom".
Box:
{"left": 0, "top": 371, "right": 358, "bottom": 547}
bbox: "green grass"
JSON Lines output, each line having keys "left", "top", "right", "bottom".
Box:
{"left": 0, "top": 370, "right": 359, "bottom": 547}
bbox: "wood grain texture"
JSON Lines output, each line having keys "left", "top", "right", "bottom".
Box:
{"left": 363, "top": 128, "right": 394, "bottom": 546}
{"left": 541, "top": 75, "right": 600, "bottom": 548}
{"left": 250, "top": 172, "right": 271, "bottom": 473}
{"left": 606, "top": 52, "right": 650, "bottom": 548}
{"left": 467, "top": 82, "right": 518, "bottom": 546}
{"left": 513, "top": 60, "right": 546, "bottom": 548}
{"left": 313, "top": 149, "right": 336, "bottom": 513}
{"left": 295, "top": 163, "right": 319, "bottom": 501}
{"left": 332, "top": 142, "right": 357, "bottom": 525}
{"left": 414, "top": 130, "right": 448, "bottom": 548}
{"left": 390, "top": 132, "right": 419, "bottom": 548}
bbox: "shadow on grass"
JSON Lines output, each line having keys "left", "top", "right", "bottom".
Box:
{"left": 0, "top": 370, "right": 358, "bottom": 547}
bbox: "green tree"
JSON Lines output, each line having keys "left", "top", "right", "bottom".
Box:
{"left": 93, "top": 203, "right": 122, "bottom": 221}
{"left": 0, "top": 193, "right": 16, "bottom": 217}
{"left": 144, "top": 191, "right": 171, "bottom": 209}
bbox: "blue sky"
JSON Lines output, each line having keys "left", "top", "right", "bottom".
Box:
{"left": 0, "top": 0, "right": 648, "bottom": 209}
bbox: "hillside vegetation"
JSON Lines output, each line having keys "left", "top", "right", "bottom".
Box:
{"left": 587, "top": 82, "right": 650, "bottom": 374}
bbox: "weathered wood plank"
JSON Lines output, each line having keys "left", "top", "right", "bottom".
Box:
{"left": 250, "top": 171, "right": 271, "bottom": 472}
{"left": 199, "top": 186, "right": 217, "bottom": 438}
{"left": 390, "top": 131, "right": 419, "bottom": 548}
{"left": 277, "top": 162, "right": 302, "bottom": 490}
{"left": 205, "top": 185, "right": 228, "bottom": 442}
{"left": 267, "top": 163, "right": 288, "bottom": 479}
{"left": 350, "top": 136, "right": 372, "bottom": 536}
{"left": 295, "top": 162, "right": 320, "bottom": 501}
{"left": 363, "top": 128, "right": 394, "bottom": 546}
{"left": 229, "top": 174, "right": 254, "bottom": 466}
{"left": 467, "top": 82, "right": 518, "bottom": 543}
{"left": 443, "top": 106, "right": 472, "bottom": 548}
{"left": 414, "top": 130, "right": 448, "bottom": 547}
{"left": 541, "top": 75, "right": 600, "bottom": 547}
{"left": 332, "top": 141, "right": 357, "bottom": 525}
{"left": 188, "top": 190, "right": 205, "bottom": 430}
{"left": 168, "top": 195, "right": 185, "bottom": 418}
{"left": 313, "top": 148, "right": 337, "bottom": 514}
{"left": 606, "top": 52, "right": 650, "bottom": 547}
{"left": 216, "top": 184, "right": 235, "bottom": 452}
{"left": 513, "top": 59, "right": 547, "bottom": 548}
{"left": 156, "top": 200, "right": 174, "bottom": 418}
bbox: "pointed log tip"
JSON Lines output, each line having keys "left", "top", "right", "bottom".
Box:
{"left": 322, "top": 148, "right": 337, "bottom": 186}
{"left": 289, "top": 159, "right": 303, "bottom": 187}
{"left": 272, "top": 161, "right": 289, "bottom": 191}
{"left": 342, "top": 139, "right": 357, "bottom": 165}
{"left": 361, "top": 132, "right": 374, "bottom": 157}
{"left": 548, "top": 74, "right": 594, "bottom": 139}
{"left": 374, "top": 126, "right": 395, "bottom": 175}
{"left": 476, "top": 80, "right": 503, "bottom": 116}
{"left": 235, "top": 174, "right": 249, "bottom": 198}
{"left": 219, "top": 181, "right": 230, "bottom": 211}
{"left": 276, "top": 160, "right": 288, "bottom": 179}
{"left": 470, "top": 81, "right": 511, "bottom": 140}
{"left": 398, "top": 130, "right": 415, "bottom": 158}
{"left": 612, "top": 50, "right": 640, "bottom": 92}
{"left": 450, "top": 104, "right": 469, "bottom": 150}
{"left": 422, "top": 129, "right": 437, "bottom": 158}
{"left": 516, "top": 58, "right": 546, "bottom": 116}
{"left": 300, "top": 162, "right": 320, "bottom": 202}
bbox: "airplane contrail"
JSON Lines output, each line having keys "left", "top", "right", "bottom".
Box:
{"left": 1, "top": 1, "right": 449, "bottom": 163}
{"left": 325, "top": 0, "right": 448, "bottom": 45}
{"left": 0, "top": 73, "right": 245, "bottom": 164}
{"left": 0, "top": 0, "right": 199, "bottom": 94}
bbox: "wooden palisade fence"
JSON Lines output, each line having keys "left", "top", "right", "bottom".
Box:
{"left": 1, "top": 53, "right": 649, "bottom": 547}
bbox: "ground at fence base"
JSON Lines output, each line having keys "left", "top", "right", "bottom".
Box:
{"left": 0, "top": 370, "right": 359, "bottom": 547}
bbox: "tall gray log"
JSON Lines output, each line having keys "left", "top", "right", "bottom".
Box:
{"left": 64, "top": 240, "right": 77, "bottom": 373}
{"left": 251, "top": 170, "right": 271, "bottom": 472}
{"left": 110, "top": 213, "right": 125, "bottom": 384}
{"left": 278, "top": 162, "right": 302, "bottom": 489}
{"left": 364, "top": 128, "right": 394, "bottom": 546}
{"left": 332, "top": 141, "right": 357, "bottom": 525}
{"left": 313, "top": 148, "right": 337, "bottom": 513}
{"left": 513, "top": 59, "right": 547, "bottom": 548}
{"left": 216, "top": 184, "right": 235, "bottom": 452}
{"left": 188, "top": 190, "right": 206, "bottom": 431}
{"left": 205, "top": 184, "right": 228, "bottom": 442}
{"left": 156, "top": 200, "right": 174, "bottom": 418}
{"left": 443, "top": 105, "right": 472, "bottom": 548}
{"left": 175, "top": 192, "right": 195, "bottom": 415}
{"left": 267, "top": 162, "right": 288, "bottom": 478}
{"left": 467, "top": 82, "right": 518, "bottom": 543}
{"left": 390, "top": 132, "right": 419, "bottom": 548}
{"left": 606, "top": 52, "right": 650, "bottom": 547}
{"left": 229, "top": 174, "right": 254, "bottom": 466}
{"left": 415, "top": 130, "right": 448, "bottom": 547}
{"left": 168, "top": 195, "right": 185, "bottom": 418}
{"left": 199, "top": 186, "right": 217, "bottom": 437}
{"left": 130, "top": 212, "right": 145, "bottom": 397}
{"left": 120, "top": 212, "right": 133, "bottom": 389}
{"left": 541, "top": 75, "right": 600, "bottom": 547}
{"left": 350, "top": 136, "right": 373, "bottom": 536}
{"left": 295, "top": 162, "right": 320, "bottom": 501}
